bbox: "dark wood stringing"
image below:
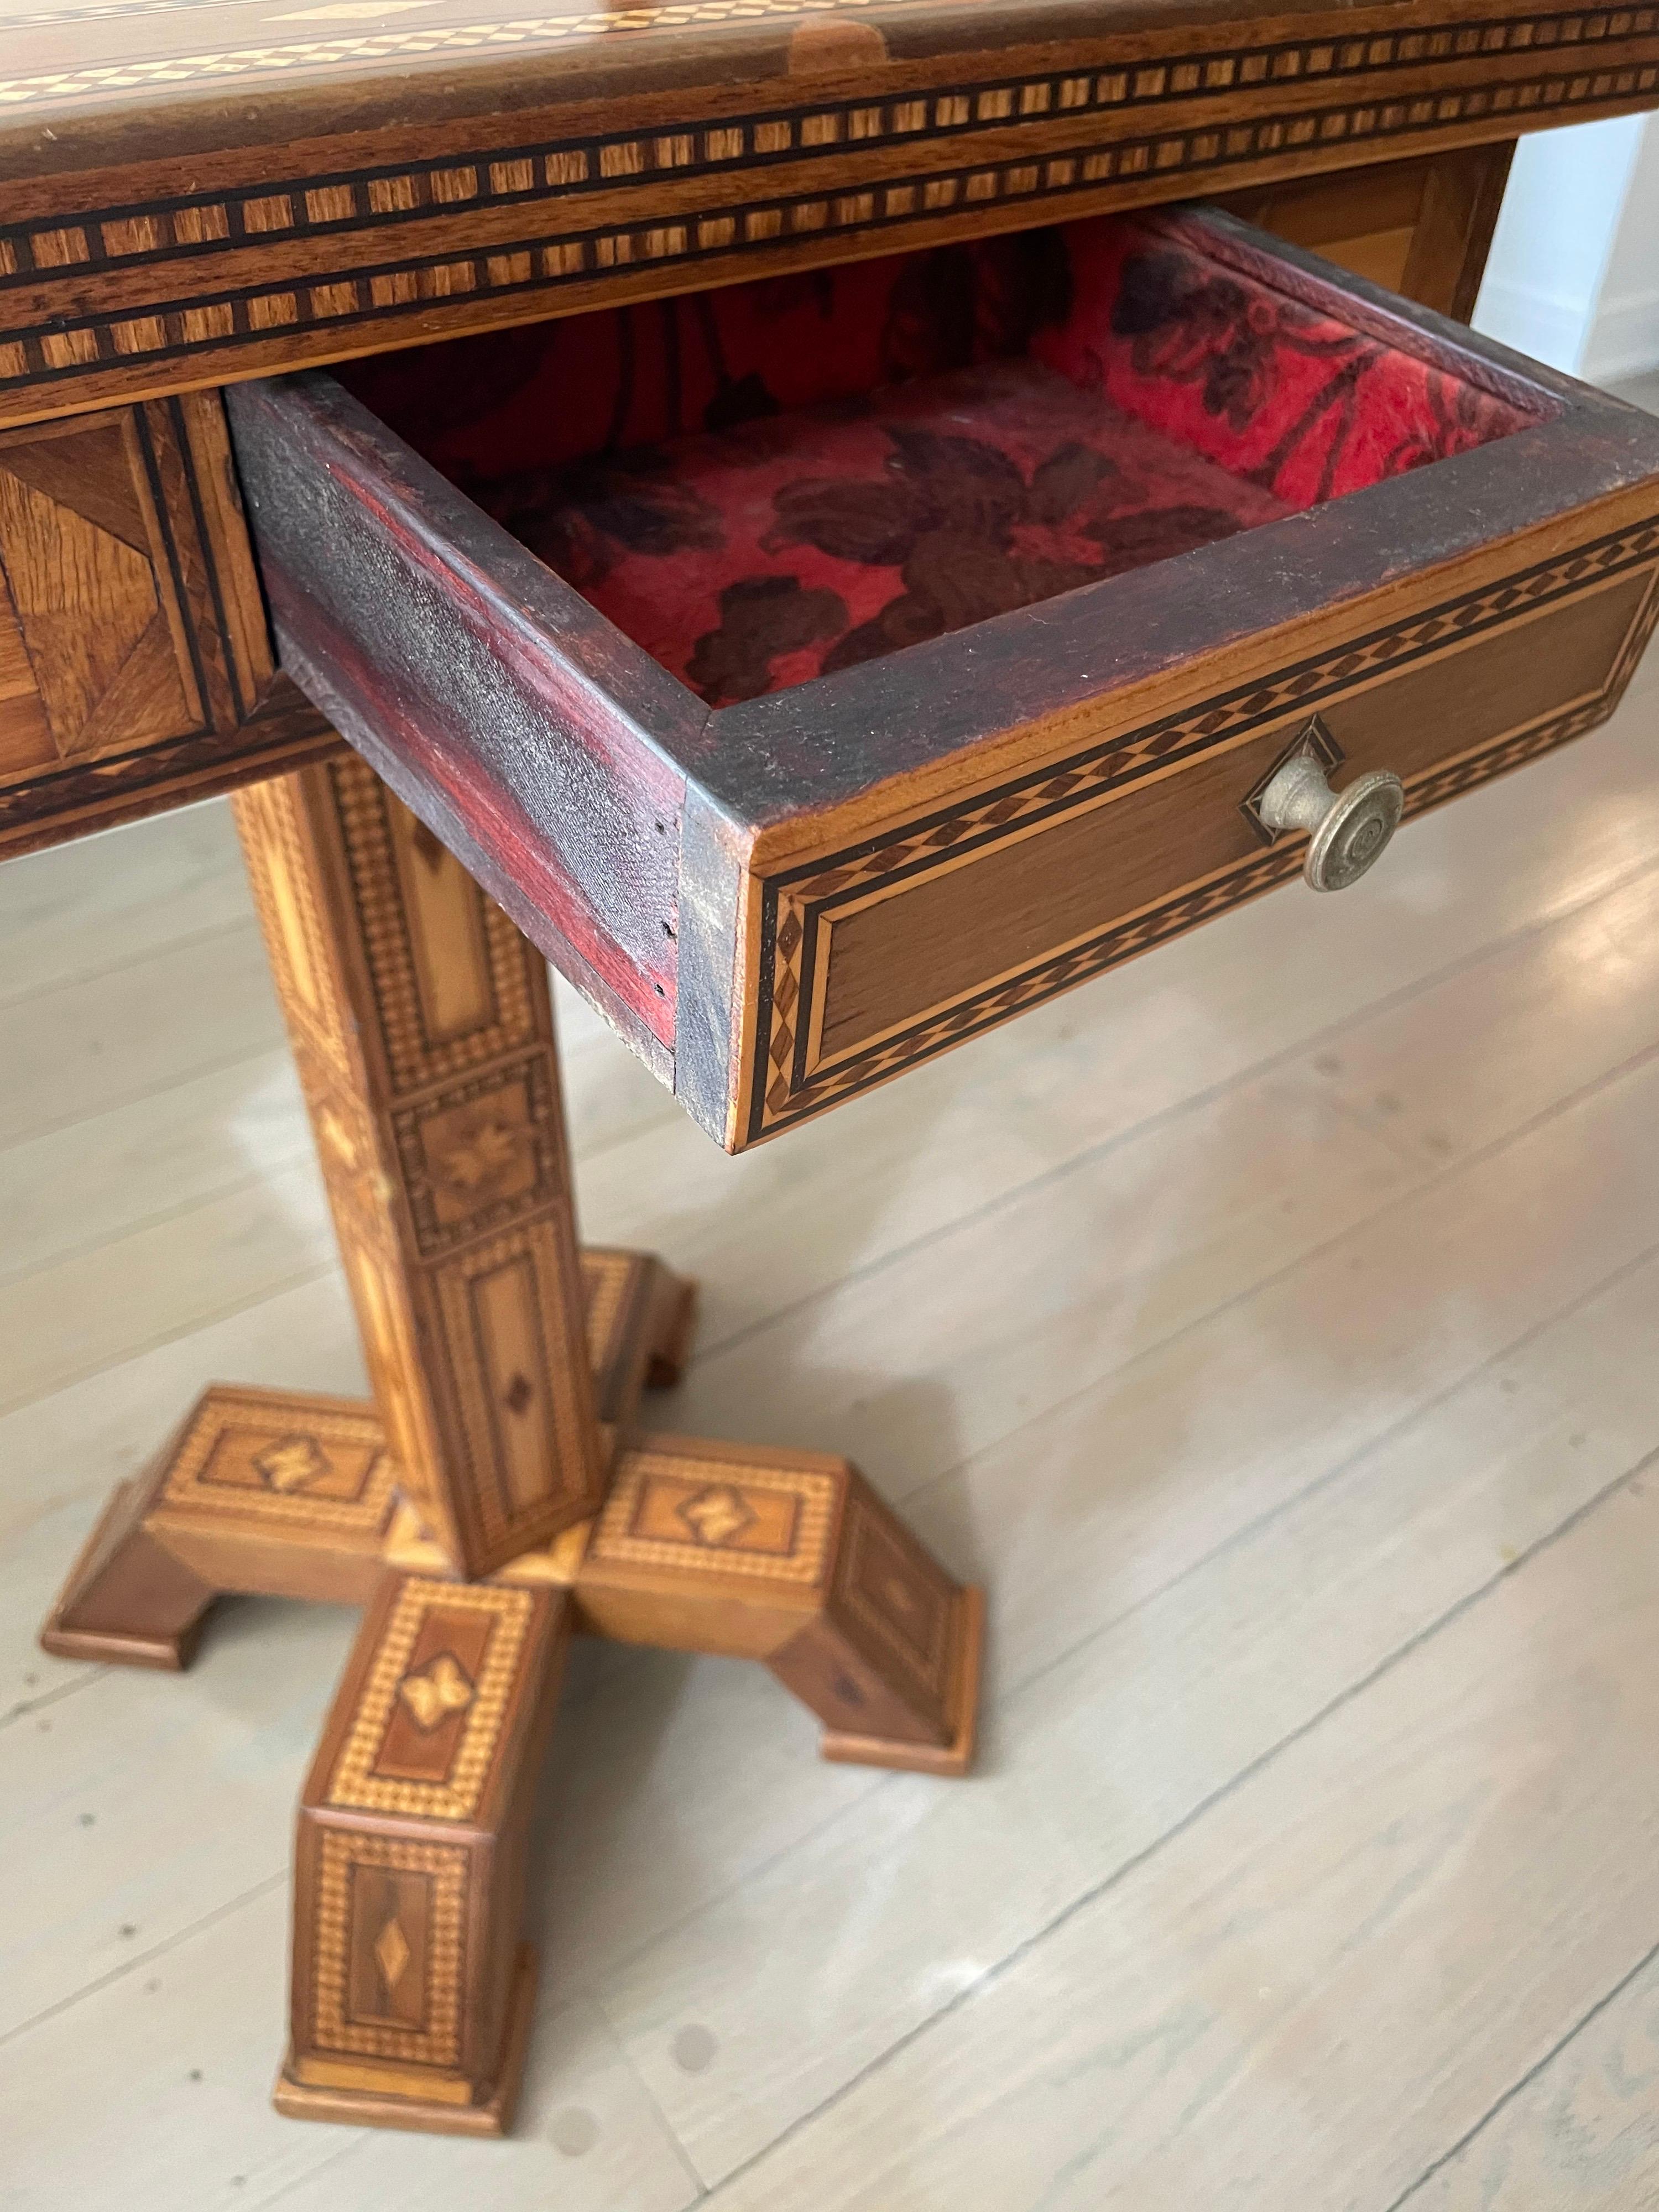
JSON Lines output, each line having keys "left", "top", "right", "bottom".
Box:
{"left": 229, "top": 209, "right": 1659, "bottom": 1151}
{"left": 2, "top": 0, "right": 1657, "bottom": 425}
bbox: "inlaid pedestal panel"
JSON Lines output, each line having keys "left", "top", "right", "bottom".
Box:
{"left": 39, "top": 756, "right": 981, "bottom": 2135}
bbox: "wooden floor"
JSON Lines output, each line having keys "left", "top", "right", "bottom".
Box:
{"left": 7, "top": 600, "right": 1659, "bottom": 2208}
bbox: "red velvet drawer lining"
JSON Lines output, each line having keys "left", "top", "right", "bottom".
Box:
{"left": 342, "top": 209, "right": 1546, "bottom": 707}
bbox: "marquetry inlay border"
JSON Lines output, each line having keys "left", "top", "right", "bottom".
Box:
{"left": 747, "top": 518, "right": 1659, "bottom": 1142}
{"left": 8, "top": 7, "right": 1649, "bottom": 196}
{"left": 432, "top": 1225, "right": 599, "bottom": 1547}
{"left": 0, "top": 711, "right": 337, "bottom": 857}
{"left": 326, "top": 759, "right": 537, "bottom": 1096}
{"left": 311, "top": 1832, "right": 468, "bottom": 2067}
{"left": 392, "top": 1053, "right": 561, "bottom": 1260}
{"left": 237, "top": 770, "right": 357, "bottom": 1082}
{"left": 158, "top": 1387, "right": 398, "bottom": 1536}
{"left": 326, "top": 1578, "right": 535, "bottom": 1822}
{"left": 0, "top": 390, "right": 325, "bottom": 858}
{"left": 1, "top": 0, "right": 867, "bottom": 108}
{"left": 589, "top": 1449, "right": 838, "bottom": 1585}
{"left": 3, "top": 4, "right": 1657, "bottom": 409}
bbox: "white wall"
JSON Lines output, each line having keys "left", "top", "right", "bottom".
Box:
{"left": 1473, "top": 113, "right": 1659, "bottom": 383}
{"left": 1582, "top": 117, "right": 1659, "bottom": 382}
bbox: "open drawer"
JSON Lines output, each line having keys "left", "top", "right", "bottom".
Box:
{"left": 227, "top": 207, "right": 1659, "bottom": 1152}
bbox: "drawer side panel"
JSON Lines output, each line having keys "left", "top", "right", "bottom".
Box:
{"left": 227, "top": 374, "right": 700, "bottom": 1068}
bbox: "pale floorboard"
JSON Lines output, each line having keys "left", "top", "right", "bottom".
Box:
{"left": 2, "top": 656, "right": 1658, "bottom": 2208}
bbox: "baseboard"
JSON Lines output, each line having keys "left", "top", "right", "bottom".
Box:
{"left": 1582, "top": 286, "right": 1659, "bottom": 388}
{"left": 1470, "top": 277, "right": 1592, "bottom": 375}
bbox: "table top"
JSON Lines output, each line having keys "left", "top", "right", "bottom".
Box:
{"left": 9, "top": 0, "right": 1639, "bottom": 138}
{"left": 3, "top": 0, "right": 1657, "bottom": 425}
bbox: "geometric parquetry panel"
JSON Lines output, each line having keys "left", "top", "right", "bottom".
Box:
{"left": 311, "top": 1831, "right": 469, "bottom": 2069}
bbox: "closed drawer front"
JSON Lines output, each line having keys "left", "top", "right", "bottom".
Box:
{"left": 0, "top": 393, "right": 332, "bottom": 858}
{"left": 228, "top": 205, "right": 1659, "bottom": 1151}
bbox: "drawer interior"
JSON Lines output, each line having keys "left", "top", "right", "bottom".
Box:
{"left": 342, "top": 210, "right": 1554, "bottom": 710}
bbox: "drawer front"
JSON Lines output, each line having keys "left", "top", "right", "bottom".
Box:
{"left": 745, "top": 532, "right": 1658, "bottom": 1140}
{"left": 228, "top": 208, "right": 1659, "bottom": 1153}
{"left": 0, "top": 393, "right": 333, "bottom": 859}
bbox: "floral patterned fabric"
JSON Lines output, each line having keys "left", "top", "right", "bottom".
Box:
{"left": 341, "top": 234, "right": 1074, "bottom": 486}
{"left": 1032, "top": 217, "right": 1538, "bottom": 508}
{"left": 478, "top": 361, "right": 1293, "bottom": 703}
{"left": 349, "top": 210, "right": 1544, "bottom": 706}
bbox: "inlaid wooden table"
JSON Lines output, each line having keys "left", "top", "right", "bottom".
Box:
{"left": 10, "top": 0, "right": 1659, "bottom": 2137}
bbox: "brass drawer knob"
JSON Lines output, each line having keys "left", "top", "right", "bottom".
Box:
{"left": 1259, "top": 753, "right": 1405, "bottom": 893}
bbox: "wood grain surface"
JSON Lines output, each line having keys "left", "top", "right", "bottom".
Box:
{"left": 232, "top": 207, "right": 1659, "bottom": 1149}
{"left": 5, "top": 637, "right": 1659, "bottom": 2201}
{"left": 0, "top": 0, "right": 1653, "bottom": 425}
{"left": 0, "top": 389, "right": 333, "bottom": 858}
{"left": 1214, "top": 140, "right": 1514, "bottom": 319}
{"left": 231, "top": 758, "right": 608, "bottom": 1578}
{"left": 226, "top": 373, "right": 697, "bottom": 1070}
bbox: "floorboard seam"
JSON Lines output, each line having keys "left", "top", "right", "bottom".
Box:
{"left": 684, "top": 841, "right": 1659, "bottom": 1372}
{"left": 995, "top": 1227, "right": 1659, "bottom": 1711}
{"left": 0, "top": 1259, "right": 338, "bottom": 1422}
{"left": 1383, "top": 1929, "right": 1659, "bottom": 2210}
{"left": 0, "top": 1154, "right": 325, "bottom": 1297}
{"left": 587, "top": 1229, "right": 1659, "bottom": 1998}
{"left": 887, "top": 1025, "right": 1659, "bottom": 1525}
{"left": 0, "top": 1867, "right": 288, "bottom": 2051}
{"left": 0, "top": 1039, "right": 293, "bottom": 1157}
{"left": 693, "top": 1445, "right": 1659, "bottom": 2206}
{"left": 0, "top": 913, "right": 268, "bottom": 1015}
{"left": 0, "top": 1663, "right": 106, "bottom": 1736}
{"left": 237, "top": 2131, "right": 367, "bottom": 2211}
{"left": 597, "top": 1230, "right": 1659, "bottom": 2008}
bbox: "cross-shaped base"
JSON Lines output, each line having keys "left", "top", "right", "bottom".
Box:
{"left": 39, "top": 759, "right": 982, "bottom": 2137}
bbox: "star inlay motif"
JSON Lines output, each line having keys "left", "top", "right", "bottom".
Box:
{"left": 434, "top": 1118, "right": 524, "bottom": 1197}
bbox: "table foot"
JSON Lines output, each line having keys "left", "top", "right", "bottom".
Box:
{"left": 574, "top": 1434, "right": 981, "bottom": 1772}
{"left": 276, "top": 1945, "right": 537, "bottom": 2136}
{"left": 38, "top": 1249, "right": 687, "bottom": 1662}
{"left": 280, "top": 1572, "right": 568, "bottom": 2133}
{"left": 40, "top": 1454, "right": 217, "bottom": 1670}
{"left": 819, "top": 1584, "right": 984, "bottom": 1778}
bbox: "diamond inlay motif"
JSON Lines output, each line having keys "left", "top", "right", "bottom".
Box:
{"left": 397, "top": 1652, "right": 474, "bottom": 1731}
{"left": 676, "top": 1484, "right": 757, "bottom": 1547}
{"left": 373, "top": 1915, "right": 411, "bottom": 1992}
